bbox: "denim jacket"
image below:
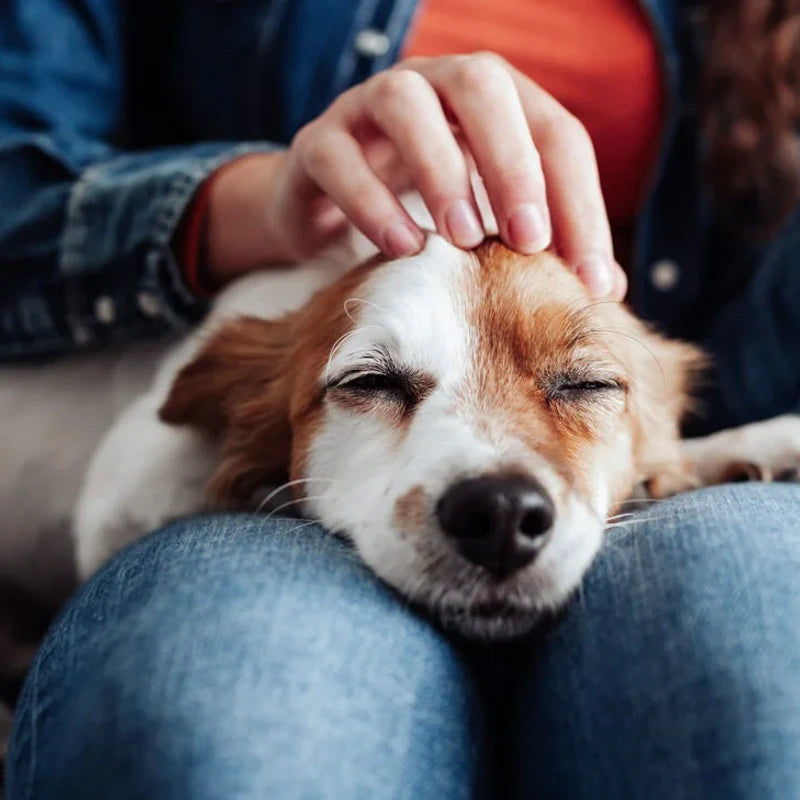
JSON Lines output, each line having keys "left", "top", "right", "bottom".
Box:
{"left": 1, "top": 0, "right": 798, "bottom": 429}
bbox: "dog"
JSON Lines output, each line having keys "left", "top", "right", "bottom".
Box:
{"left": 3, "top": 211, "right": 800, "bottom": 641}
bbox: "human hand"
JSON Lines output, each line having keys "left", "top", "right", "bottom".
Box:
{"left": 207, "top": 53, "right": 627, "bottom": 299}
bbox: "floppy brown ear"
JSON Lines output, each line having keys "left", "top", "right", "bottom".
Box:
{"left": 623, "top": 318, "right": 707, "bottom": 482}
{"left": 595, "top": 302, "right": 706, "bottom": 483}
{"left": 159, "top": 314, "right": 296, "bottom": 507}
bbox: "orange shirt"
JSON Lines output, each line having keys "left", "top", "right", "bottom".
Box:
{"left": 403, "top": 0, "right": 664, "bottom": 227}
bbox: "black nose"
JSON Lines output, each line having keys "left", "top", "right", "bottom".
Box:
{"left": 436, "top": 475, "right": 555, "bottom": 578}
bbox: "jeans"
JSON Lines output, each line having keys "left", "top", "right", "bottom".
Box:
{"left": 6, "top": 484, "right": 800, "bottom": 799}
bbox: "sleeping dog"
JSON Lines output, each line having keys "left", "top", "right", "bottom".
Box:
{"left": 3, "top": 217, "right": 800, "bottom": 640}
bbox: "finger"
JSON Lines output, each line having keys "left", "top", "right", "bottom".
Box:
{"left": 362, "top": 137, "right": 414, "bottom": 193}
{"left": 505, "top": 62, "right": 617, "bottom": 297}
{"left": 363, "top": 69, "right": 484, "bottom": 248}
{"left": 576, "top": 258, "right": 628, "bottom": 299}
{"left": 537, "top": 117, "right": 615, "bottom": 297}
{"left": 610, "top": 261, "right": 628, "bottom": 300}
{"left": 293, "top": 122, "right": 425, "bottom": 258}
{"left": 419, "top": 54, "right": 551, "bottom": 254}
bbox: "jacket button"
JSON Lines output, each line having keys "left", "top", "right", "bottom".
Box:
{"left": 649, "top": 259, "right": 680, "bottom": 291}
{"left": 94, "top": 296, "right": 116, "bottom": 324}
{"left": 137, "top": 290, "right": 161, "bottom": 318}
{"left": 354, "top": 28, "right": 391, "bottom": 58}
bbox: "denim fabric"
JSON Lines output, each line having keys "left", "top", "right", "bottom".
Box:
{"left": 0, "top": 0, "right": 416, "bottom": 358}
{"left": 7, "top": 484, "right": 800, "bottom": 799}
{"left": 6, "top": 515, "right": 487, "bottom": 800}
{"left": 1, "top": 0, "right": 799, "bottom": 426}
{"left": 506, "top": 483, "right": 800, "bottom": 799}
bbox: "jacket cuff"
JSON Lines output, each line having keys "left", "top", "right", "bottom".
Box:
{"left": 57, "top": 142, "right": 275, "bottom": 348}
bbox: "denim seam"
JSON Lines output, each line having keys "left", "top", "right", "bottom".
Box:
{"left": 372, "top": 0, "right": 417, "bottom": 73}
{"left": 22, "top": 637, "right": 43, "bottom": 800}
{"left": 632, "top": 0, "right": 682, "bottom": 312}
{"left": 59, "top": 163, "right": 101, "bottom": 276}
{"left": 249, "top": 0, "right": 292, "bottom": 133}
{"left": 149, "top": 143, "right": 278, "bottom": 319}
{"left": 59, "top": 163, "right": 101, "bottom": 346}
{"left": 147, "top": 168, "right": 205, "bottom": 315}
{"left": 331, "top": 0, "right": 382, "bottom": 98}
{"left": 55, "top": 143, "right": 275, "bottom": 338}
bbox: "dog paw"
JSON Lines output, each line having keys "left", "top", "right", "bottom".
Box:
{"left": 680, "top": 415, "right": 800, "bottom": 488}
{"left": 643, "top": 467, "right": 702, "bottom": 500}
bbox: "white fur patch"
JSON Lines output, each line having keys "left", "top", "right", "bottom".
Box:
{"left": 305, "top": 235, "right": 609, "bottom": 636}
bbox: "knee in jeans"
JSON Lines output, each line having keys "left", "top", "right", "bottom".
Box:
{"left": 586, "top": 482, "right": 800, "bottom": 664}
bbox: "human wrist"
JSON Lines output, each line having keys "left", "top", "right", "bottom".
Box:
{"left": 202, "top": 152, "right": 291, "bottom": 289}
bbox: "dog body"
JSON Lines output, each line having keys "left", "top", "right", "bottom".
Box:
{"left": 0, "top": 241, "right": 358, "bottom": 593}
{"left": 3, "top": 218, "right": 800, "bottom": 639}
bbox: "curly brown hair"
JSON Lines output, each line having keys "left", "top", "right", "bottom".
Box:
{"left": 703, "top": 0, "right": 800, "bottom": 234}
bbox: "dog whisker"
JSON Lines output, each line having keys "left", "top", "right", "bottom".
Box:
{"left": 604, "top": 515, "right": 673, "bottom": 530}
{"left": 264, "top": 494, "right": 343, "bottom": 520}
{"left": 269, "top": 519, "right": 363, "bottom": 566}
{"left": 324, "top": 325, "right": 383, "bottom": 379}
{"left": 615, "top": 497, "right": 663, "bottom": 505}
{"left": 276, "top": 518, "right": 326, "bottom": 536}
{"left": 255, "top": 477, "right": 342, "bottom": 514}
{"left": 342, "top": 297, "right": 386, "bottom": 323}
{"left": 581, "top": 327, "right": 667, "bottom": 388}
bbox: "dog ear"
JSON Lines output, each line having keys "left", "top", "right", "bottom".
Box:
{"left": 159, "top": 314, "right": 295, "bottom": 506}
{"left": 597, "top": 304, "right": 706, "bottom": 481}
{"left": 626, "top": 320, "right": 706, "bottom": 480}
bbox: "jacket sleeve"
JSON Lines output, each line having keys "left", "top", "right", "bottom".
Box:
{"left": 689, "top": 213, "right": 800, "bottom": 434}
{"left": 0, "top": 0, "right": 276, "bottom": 359}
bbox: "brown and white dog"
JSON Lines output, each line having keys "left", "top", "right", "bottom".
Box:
{"left": 3, "top": 207, "right": 800, "bottom": 640}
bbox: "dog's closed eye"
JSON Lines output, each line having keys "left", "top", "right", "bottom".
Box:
{"left": 547, "top": 376, "right": 627, "bottom": 404}
{"left": 327, "top": 368, "right": 435, "bottom": 410}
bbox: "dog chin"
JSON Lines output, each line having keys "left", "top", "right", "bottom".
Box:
{"left": 432, "top": 601, "right": 543, "bottom": 641}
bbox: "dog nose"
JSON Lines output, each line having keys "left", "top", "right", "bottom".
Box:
{"left": 436, "top": 475, "right": 555, "bottom": 578}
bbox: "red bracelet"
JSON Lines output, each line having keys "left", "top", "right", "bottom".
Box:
{"left": 178, "top": 155, "right": 259, "bottom": 297}
{"left": 177, "top": 173, "right": 218, "bottom": 298}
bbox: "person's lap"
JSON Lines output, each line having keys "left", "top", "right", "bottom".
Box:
{"left": 504, "top": 483, "right": 800, "bottom": 799}
{"left": 6, "top": 484, "right": 800, "bottom": 800}
{"left": 6, "top": 515, "right": 487, "bottom": 800}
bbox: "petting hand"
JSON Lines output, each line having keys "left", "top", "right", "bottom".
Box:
{"left": 205, "top": 53, "right": 627, "bottom": 299}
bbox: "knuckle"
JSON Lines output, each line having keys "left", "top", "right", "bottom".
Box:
{"left": 292, "top": 121, "right": 315, "bottom": 153}
{"left": 451, "top": 53, "right": 512, "bottom": 94}
{"left": 501, "top": 154, "right": 542, "bottom": 179}
{"left": 413, "top": 160, "right": 458, "bottom": 199}
{"left": 493, "top": 159, "right": 543, "bottom": 192}
{"left": 370, "top": 69, "right": 429, "bottom": 107}
{"left": 300, "top": 128, "right": 341, "bottom": 176}
{"left": 540, "top": 110, "right": 592, "bottom": 152}
{"left": 472, "top": 50, "right": 509, "bottom": 69}
{"left": 561, "top": 112, "right": 591, "bottom": 145}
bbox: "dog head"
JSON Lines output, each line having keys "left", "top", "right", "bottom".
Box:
{"left": 161, "top": 235, "right": 700, "bottom": 638}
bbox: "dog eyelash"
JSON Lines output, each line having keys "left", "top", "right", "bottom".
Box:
{"left": 549, "top": 377, "right": 626, "bottom": 401}
{"left": 562, "top": 379, "right": 623, "bottom": 392}
{"left": 327, "top": 366, "right": 436, "bottom": 409}
{"left": 335, "top": 371, "right": 404, "bottom": 393}
{"left": 328, "top": 370, "right": 413, "bottom": 401}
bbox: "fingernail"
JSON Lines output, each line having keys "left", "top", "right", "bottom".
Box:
{"left": 444, "top": 200, "right": 484, "bottom": 248}
{"left": 611, "top": 262, "right": 628, "bottom": 300}
{"left": 507, "top": 204, "right": 550, "bottom": 253}
{"left": 575, "top": 255, "right": 614, "bottom": 297}
{"left": 383, "top": 222, "right": 424, "bottom": 257}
